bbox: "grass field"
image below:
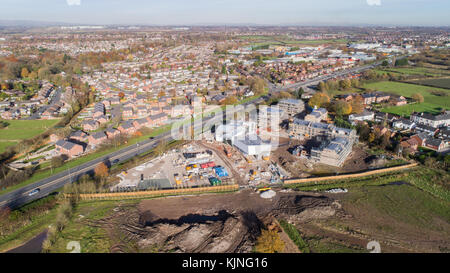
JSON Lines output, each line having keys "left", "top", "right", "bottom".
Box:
{"left": 362, "top": 81, "right": 450, "bottom": 116}
{"left": 410, "top": 78, "right": 450, "bottom": 89}
{"left": 381, "top": 67, "right": 450, "bottom": 77}
{"left": 0, "top": 119, "right": 59, "bottom": 141}
{"left": 48, "top": 200, "right": 139, "bottom": 253}
{"left": 0, "top": 141, "right": 18, "bottom": 153}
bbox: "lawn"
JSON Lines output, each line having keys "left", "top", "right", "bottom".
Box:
{"left": 0, "top": 141, "right": 18, "bottom": 153}
{"left": 362, "top": 81, "right": 450, "bottom": 117}
{"left": 0, "top": 119, "right": 60, "bottom": 141}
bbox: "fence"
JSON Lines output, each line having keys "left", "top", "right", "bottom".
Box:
{"left": 283, "top": 163, "right": 418, "bottom": 185}
{"left": 68, "top": 184, "right": 239, "bottom": 201}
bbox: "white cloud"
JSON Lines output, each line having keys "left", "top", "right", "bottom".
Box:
{"left": 366, "top": 0, "right": 381, "bottom": 6}
{"left": 66, "top": 0, "right": 81, "bottom": 6}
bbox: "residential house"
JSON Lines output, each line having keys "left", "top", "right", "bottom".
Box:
{"left": 392, "top": 119, "right": 416, "bottom": 130}
{"left": 410, "top": 112, "right": 450, "bottom": 128}
{"left": 105, "top": 127, "right": 120, "bottom": 139}
{"left": 82, "top": 120, "right": 99, "bottom": 131}
{"left": 349, "top": 110, "right": 374, "bottom": 125}
{"left": 55, "top": 140, "right": 84, "bottom": 158}
{"left": 88, "top": 131, "right": 107, "bottom": 147}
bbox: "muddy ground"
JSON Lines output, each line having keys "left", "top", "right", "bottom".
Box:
{"left": 87, "top": 184, "right": 449, "bottom": 253}
{"left": 273, "top": 141, "right": 386, "bottom": 177}
{"left": 91, "top": 190, "right": 338, "bottom": 253}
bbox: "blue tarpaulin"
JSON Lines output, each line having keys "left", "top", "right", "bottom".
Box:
{"left": 214, "top": 166, "right": 229, "bottom": 177}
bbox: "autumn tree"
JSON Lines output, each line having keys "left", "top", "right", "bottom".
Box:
{"left": 351, "top": 95, "right": 364, "bottom": 114}
{"left": 339, "top": 79, "right": 352, "bottom": 91}
{"left": 118, "top": 92, "right": 125, "bottom": 99}
{"left": 333, "top": 100, "right": 352, "bottom": 116}
{"left": 308, "top": 92, "right": 330, "bottom": 108}
{"left": 411, "top": 93, "right": 424, "bottom": 103}
{"left": 222, "top": 96, "right": 238, "bottom": 105}
{"left": 20, "top": 67, "right": 29, "bottom": 78}
{"left": 318, "top": 81, "right": 329, "bottom": 92}
{"left": 255, "top": 229, "right": 285, "bottom": 253}
{"left": 94, "top": 162, "right": 109, "bottom": 180}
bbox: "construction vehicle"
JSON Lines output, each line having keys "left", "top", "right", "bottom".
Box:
{"left": 174, "top": 173, "right": 182, "bottom": 185}
{"left": 257, "top": 187, "right": 271, "bottom": 193}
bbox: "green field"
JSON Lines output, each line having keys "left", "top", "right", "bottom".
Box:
{"left": 410, "top": 78, "right": 450, "bottom": 89}
{"left": 363, "top": 81, "right": 450, "bottom": 117}
{"left": 381, "top": 67, "right": 450, "bottom": 77}
{"left": 0, "top": 119, "right": 60, "bottom": 141}
{"left": 0, "top": 119, "right": 60, "bottom": 153}
{"left": 0, "top": 141, "right": 18, "bottom": 153}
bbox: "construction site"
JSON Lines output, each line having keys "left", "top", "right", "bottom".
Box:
{"left": 113, "top": 137, "right": 291, "bottom": 191}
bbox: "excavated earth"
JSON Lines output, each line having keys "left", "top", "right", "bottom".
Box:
{"left": 94, "top": 189, "right": 339, "bottom": 253}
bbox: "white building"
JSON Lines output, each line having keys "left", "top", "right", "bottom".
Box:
{"left": 233, "top": 135, "right": 272, "bottom": 159}
{"left": 215, "top": 121, "right": 256, "bottom": 144}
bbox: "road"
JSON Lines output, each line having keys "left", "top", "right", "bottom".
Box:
{"left": 0, "top": 59, "right": 393, "bottom": 209}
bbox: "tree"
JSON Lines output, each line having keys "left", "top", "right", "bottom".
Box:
{"left": 222, "top": 96, "right": 238, "bottom": 105}
{"left": 255, "top": 229, "right": 285, "bottom": 253}
{"left": 296, "top": 87, "right": 304, "bottom": 99}
{"left": 94, "top": 162, "right": 109, "bottom": 179}
{"left": 380, "top": 132, "right": 391, "bottom": 149}
{"left": 339, "top": 79, "right": 352, "bottom": 91}
{"left": 318, "top": 81, "right": 328, "bottom": 92}
{"left": 381, "top": 60, "right": 389, "bottom": 66}
{"left": 51, "top": 155, "right": 65, "bottom": 169}
{"left": 118, "top": 92, "right": 125, "bottom": 99}
{"left": 368, "top": 132, "right": 376, "bottom": 144}
{"left": 351, "top": 95, "right": 364, "bottom": 114}
{"left": 411, "top": 93, "right": 424, "bottom": 103}
{"left": 20, "top": 67, "right": 29, "bottom": 78}
{"left": 308, "top": 92, "right": 330, "bottom": 108}
{"left": 333, "top": 100, "right": 352, "bottom": 116}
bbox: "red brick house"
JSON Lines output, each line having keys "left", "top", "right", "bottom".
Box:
{"left": 82, "top": 120, "right": 99, "bottom": 131}
{"left": 55, "top": 140, "right": 84, "bottom": 158}
{"left": 105, "top": 128, "right": 120, "bottom": 139}
{"left": 88, "top": 132, "right": 107, "bottom": 146}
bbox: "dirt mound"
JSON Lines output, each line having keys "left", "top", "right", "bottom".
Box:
{"left": 273, "top": 194, "right": 334, "bottom": 215}
{"left": 136, "top": 210, "right": 264, "bottom": 253}
{"left": 95, "top": 191, "right": 339, "bottom": 253}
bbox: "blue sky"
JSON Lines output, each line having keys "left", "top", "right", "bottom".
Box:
{"left": 1, "top": 0, "right": 449, "bottom": 26}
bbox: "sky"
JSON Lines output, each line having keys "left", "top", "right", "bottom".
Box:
{"left": 0, "top": 0, "right": 449, "bottom": 26}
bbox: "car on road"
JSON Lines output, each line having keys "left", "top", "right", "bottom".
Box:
{"left": 28, "top": 188, "right": 40, "bottom": 196}
{"left": 113, "top": 159, "right": 119, "bottom": 164}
